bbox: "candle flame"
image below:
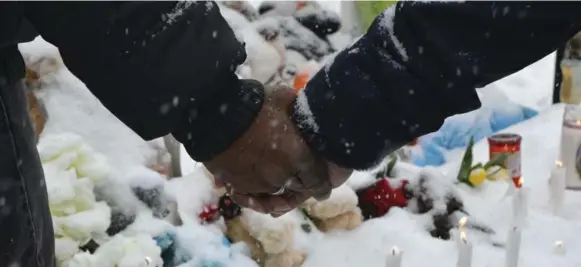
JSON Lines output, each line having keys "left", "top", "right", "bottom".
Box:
{"left": 460, "top": 231, "right": 467, "bottom": 243}
{"left": 517, "top": 177, "right": 524, "bottom": 187}
{"left": 391, "top": 246, "right": 400, "bottom": 255}
{"left": 458, "top": 216, "right": 468, "bottom": 228}
{"left": 555, "top": 240, "right": 564, "bottom": 248}
{"left": 144, "top": 256, "right": 152, "bottom": 265}
{"left": 556, "top": 161, "right": 564, "bottom": 168}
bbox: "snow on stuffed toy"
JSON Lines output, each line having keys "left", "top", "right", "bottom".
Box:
{"left": 19, "top": 37, "right": 162, "bottom": 174}
{"left": 67, "top": 234, "right": 163, "bottom": 267}
{"left": 38, "top": 133, "right": 113, "bottom": 266}
{"left": 224, "top": 185, "right": 362, "bottom": 267}
{"left": 165, "top": 166, "right": 226, "bottom": 235}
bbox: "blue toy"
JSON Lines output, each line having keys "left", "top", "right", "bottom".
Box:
{"left": 411, "top": 104, "right": 538, "bottom": 166}
{"left": 153, "top": 230, "right": 235, "bottom": 267}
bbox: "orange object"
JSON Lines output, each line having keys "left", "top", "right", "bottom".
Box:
{"left": 293, "top": 72, "right": 310, "bottom": 94}
{"left": 296, "top": 1, "right": 307, "bottom": 10}
{"left": 487, "top": 133, "right": 522, "bottom": 188}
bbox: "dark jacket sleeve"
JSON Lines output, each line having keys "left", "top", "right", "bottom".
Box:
{"left": 23, "top": 1, "right": 264, "bottom": 161}
{"left": 292, "top": 2, "right": 581, "bottom": 170}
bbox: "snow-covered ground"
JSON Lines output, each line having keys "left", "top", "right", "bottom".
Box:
{"left": 305, "top": 105, "right": 581, "bottom": 267}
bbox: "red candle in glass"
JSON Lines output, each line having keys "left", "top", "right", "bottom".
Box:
{"left": 488, "top": 133, "right": 522, "bottom": 188}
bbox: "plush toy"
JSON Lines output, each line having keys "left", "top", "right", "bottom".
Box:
{"left": 258, "top": 0, "right": 340, "bottom": 57}
{"left": 300, "top": 185, "right": 363, "bottom": 232}
{"left": 165, "top": 167, "right": 227, "bottom": 235}
{"left": 174, "top": 163, "right": 362, "bottom": 267}
{"left": 221, "top": 185, "right": 362, "bottom": 267}
{"left": 219, "top": 5, "right": 286, "bottom": 85}
{"left": 38, "top": 133, "right": 113, "bottom": 266}
{"left": 22, "top": 49, "right": 61, "bottom": 140}
{"left": 350, "top": 158, "right": 497, "bottom": 241}
{"left": 222, "top": 1, "right": 260, "bottom": 22}
{"left": 24, "top": 57, "right": 55, "bottom": 140}
{"left": 67, "top": 234, "right": 164, "bottom": 267}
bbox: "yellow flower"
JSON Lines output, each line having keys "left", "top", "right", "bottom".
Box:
{"left": 468, "top": 168, "right": 487, "bottom": 186}
{"left": 486, "top": 166, "right": 510, "bottom": 181}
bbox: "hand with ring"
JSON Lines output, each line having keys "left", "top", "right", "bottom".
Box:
{"left": 204, "top": 85, "right": 352, "bottom": 216}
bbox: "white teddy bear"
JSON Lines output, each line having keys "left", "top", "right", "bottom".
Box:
{"left": 226, "top": 184, "right": 362, "bottom": 267}
{"left": 38, "top": 133, "right": 113, "bottom": 266}
{"left": 67, "top": 234, "right": 163, "bottom": 267}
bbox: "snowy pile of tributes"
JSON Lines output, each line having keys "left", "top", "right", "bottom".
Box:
{"left": 17, "top": 1, "right": 546, "bottom": 267}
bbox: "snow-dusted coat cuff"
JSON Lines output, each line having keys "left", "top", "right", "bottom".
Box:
{"left": 173, "top": 75, "right": 265, "bottom": 162}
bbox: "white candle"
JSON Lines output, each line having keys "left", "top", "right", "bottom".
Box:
{"left": 549, "top": 161, "right": 567, "bottom": 216}
{"left": 386, "top": 246, "right": 403, "bottom": 267}
{"left": 456, "top": 232, "right": 473, "bottom": 267}
{"left": 454, "top": 217, "right": 472, "bottom": 267}
{"left": 560, "top": 106, "right": 581, "bottom": 189}
{"left": 505, "top": 227, "right": 522, "bottom": 267}
{"left": 512, "top": 178, "right": 530, "bottom": 228}
{"left": 553, "top": 240, "right": 567, "bottom": 256}
{"left": 144, "top": 256, "right": 152, "bottom": 265}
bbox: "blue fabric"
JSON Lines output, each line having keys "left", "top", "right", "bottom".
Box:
{"left": 154, "top": 230, "right": 192, "bottom": 267}
{"left": 154, "top": 230, "right": 234, "bottom": 267}
{"left": 412, "top": 105, "right": 538, "bottom": 166}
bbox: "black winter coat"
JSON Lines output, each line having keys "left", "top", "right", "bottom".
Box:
{"left": 292, "top": 2, "right": 581, "bottom": 170}
{"left": 0, "top": 1, "right": 264, "bottom": 162}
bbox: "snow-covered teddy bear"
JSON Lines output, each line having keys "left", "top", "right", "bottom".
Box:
{"left": 37, "top": 133, "right": 113, "bottom": 266}
{"left": 219, "top": 4, "right": 286, "bottom": 85}
{"left": 167, "top": 163, "right": 362, "bottom": 267}
{"left": 300, "top": 185, "right": 362, "bottom": 232}
{"left": 222, "top": 185, "right": 362, "bottom": 267}
{"left": 258, "top": 0, "right": 340, "bottom": 61}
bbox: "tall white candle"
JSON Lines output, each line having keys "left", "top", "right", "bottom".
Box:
{"left": 457, "top": 232, "right": 473, "bottom": 267}
{"left": 505, "top": 227, "right": 522, "bottom": 267}
{"left": 512, "top": 178, "right": 530, "bottom": 228}
{"left": 560, "top": 105, "right": 581, "bottom": 189}
{"left": 454, "top": 217, "right": 472, "bottom": 267}
{"left": 386, "top": 246, "right": 403, "bottom": 267}
{"left": 553, "top": 240, "right": 567, "bottom": 256}
{"left": 549, "top": 161, "right": 567, "bottom": 216}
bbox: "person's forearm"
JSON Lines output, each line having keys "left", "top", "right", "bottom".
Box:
{"left": 292, "top": 2, "right": 581, "bottom": 170}
{"left": 25, "top": 1, "right": 264, "bottom": 161}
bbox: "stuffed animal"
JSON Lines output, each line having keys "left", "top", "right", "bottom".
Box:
{"left": 222, "top": 1, "right": 260, "bottom": 22}
{"left": 221, "top": 185, "right": 362, "bottom": 267}
{"left": 66, "top": 234, "right": 164, "bottom": 267}
{"left": 170, "top": 164, "right": 362, "bottom": 267}
{"left": 258, "top": 0, "right": 340, "bottom": 58}
{"left": 219, "top": 4, "right": 285, "bottom": 85}
{"left": 165, "top": 167, "right": 227, "bottom": 235}
{"left": 300, "top": 185, "right": 362, "bottom": 232}
{"left": 24, "top": 64, "right": 51, "bottom": 140}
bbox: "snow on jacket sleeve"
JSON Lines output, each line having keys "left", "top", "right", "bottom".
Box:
{"left": 23, "top": 1, "right": 264, "bottom": 161}
{"left": 292, "top": 2, "right": 581, "bottom": 170}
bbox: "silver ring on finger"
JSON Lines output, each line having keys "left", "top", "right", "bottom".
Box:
{"left": 270, "top": 187, "right": 286, "bottom": 196}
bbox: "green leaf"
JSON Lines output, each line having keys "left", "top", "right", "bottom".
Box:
{"left": 471, "top": 162, "right": 483, "bottom": 171}
{"left": 483, "top": 153, "right": 508, "bottom": 169}
{"left": 385, "top": 155, "right": 398, "bottom": 177}
{"left": 457, "top": 137, "right": 475, "bottom": 184}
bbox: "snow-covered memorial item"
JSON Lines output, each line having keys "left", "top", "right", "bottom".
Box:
{"left": 559, "top": 104, "right": 581, "bottom": 189}
{"left": 218, "top": 1, "right": 343, "bottom": 90}
{"left": 168, "top": 166, "right": 363, "bottom": 267}
{"left": 38, "top": 133, "right": 258, "bottom": 267}
{"left": 347, "top": 157, "right": 497, "bottom": 241}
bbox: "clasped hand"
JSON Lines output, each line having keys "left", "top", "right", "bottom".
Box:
{"left": 203, "top": 87, "right": 351, "bottom": 216}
